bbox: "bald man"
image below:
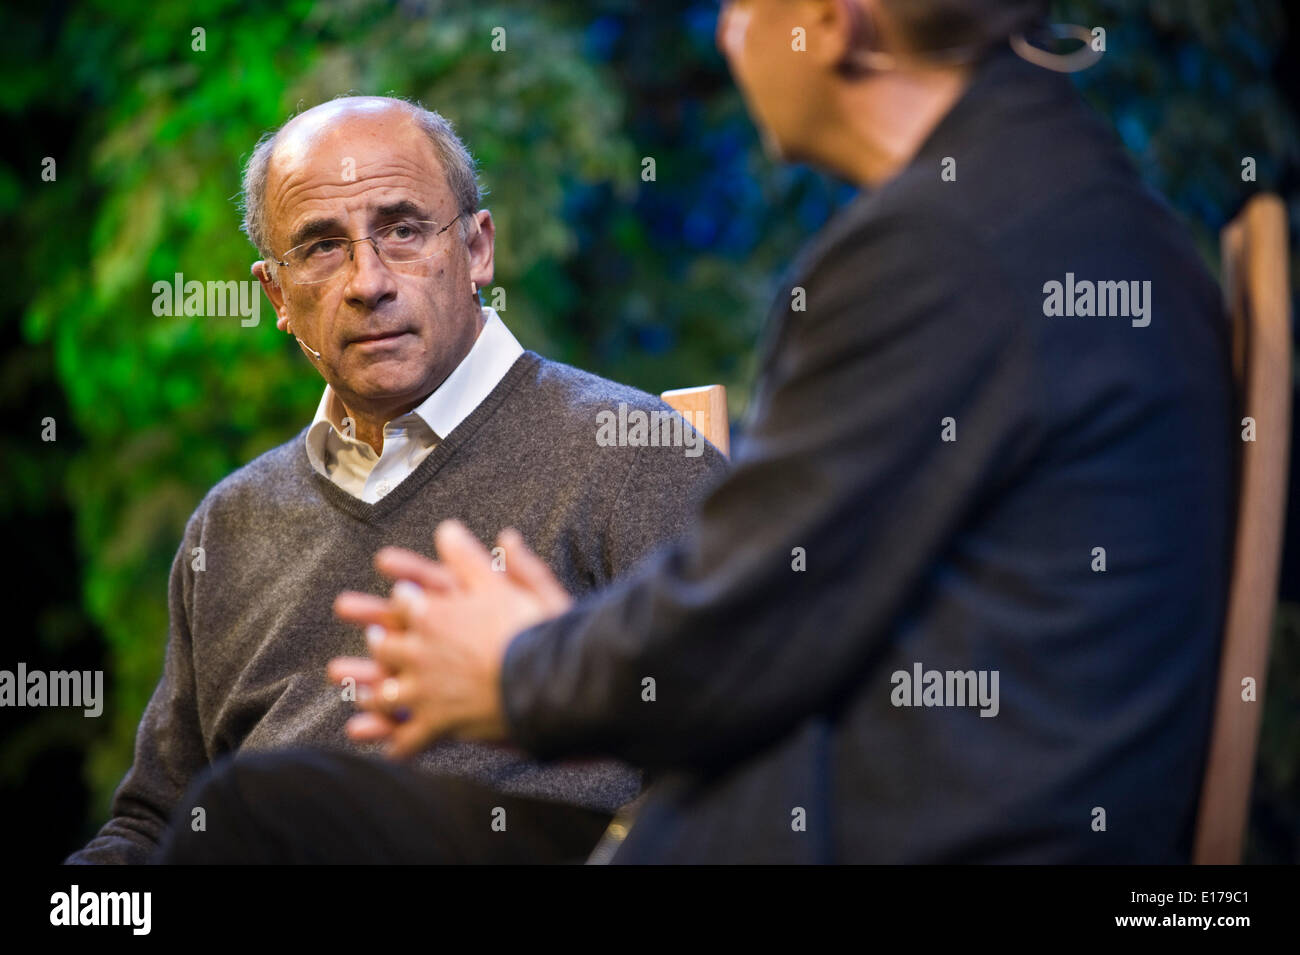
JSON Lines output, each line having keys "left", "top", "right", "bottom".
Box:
{"left": 66, "top": 96, "right": 727, "bottom": 864}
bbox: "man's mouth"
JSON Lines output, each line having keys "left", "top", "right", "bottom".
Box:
{"left": 350, "top": 330, "right": 411, "bottom": 345}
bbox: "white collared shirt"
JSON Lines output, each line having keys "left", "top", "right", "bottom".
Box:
{"left": 305, "top": 306, "right": 524, "bottom": 502}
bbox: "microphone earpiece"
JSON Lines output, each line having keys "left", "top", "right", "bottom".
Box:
{"left": 287, "top": 320, "right": 322, "bottom": 359}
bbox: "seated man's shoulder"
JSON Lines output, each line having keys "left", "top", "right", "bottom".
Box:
{"left": 526, "top": 354, "right": 667, "bottom": 416}
{"left": 523, "top": 355, "right": 729, "bottom": 469}
{"left": 191, "top": 428, "right": 308, "bottom": 521}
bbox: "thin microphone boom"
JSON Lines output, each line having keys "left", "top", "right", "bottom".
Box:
{"left": 295, "top": 336, "right": 321, "bottom": 359}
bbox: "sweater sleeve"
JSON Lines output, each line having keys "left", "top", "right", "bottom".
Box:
{"left": 65, "top": 509, "right": 210, "bottom": 864}
{"left": 499, "top": 214, "right": 1043, "bottom": 772}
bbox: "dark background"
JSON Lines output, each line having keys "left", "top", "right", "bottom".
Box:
{"left": 1, "top": 0, "right": 1296, "bottom": 863}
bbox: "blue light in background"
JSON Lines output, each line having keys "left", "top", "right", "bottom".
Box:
{"left": 584, "top": 15, "right": 621, "bottom": 62}
{"left": 684, "top": 207, "right": 720, "bottom": 248}
{"left": 635, "top": 324, "right": 675, "bottom": 355}
{"left": 1116, "top": 112, "right": 1149, "bottom": 154}
{"left": 685, "top": 3, "right": 719, "bottom": 46}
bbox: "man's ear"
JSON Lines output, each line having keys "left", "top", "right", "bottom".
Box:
{"left": 465, "top": 210, "right": 495, "bottom": 295}
{"left": 813, "top": 0, "right": 866, "bottom": 71}
{"left": 252, "top": 261, "right": 289, "bottom": 332}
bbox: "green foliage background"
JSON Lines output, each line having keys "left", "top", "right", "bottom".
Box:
{"left": 1, "top": 0, "right": 1296, "bottom": 861}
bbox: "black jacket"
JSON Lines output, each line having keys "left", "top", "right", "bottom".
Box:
{"left": 501, "top": 46, "right": 1235, "bottom": 863}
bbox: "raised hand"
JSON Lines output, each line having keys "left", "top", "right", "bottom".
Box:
{"left": 328, "top": 520, "right": 573, "bottom": 758}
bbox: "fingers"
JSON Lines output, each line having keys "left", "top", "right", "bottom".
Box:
{"left": 498, "top": 527, "right": 573, "bottom": 614}
{"left": 337, "top": 545, "right": 457, "bottom": 637}
{"left": 352, "top": 669, "right": 413, "bottom": 717}
{"left": 337, "top": 578, "right": 440, "bottom": 640}
{"left": 386, "top": 716, "right": 437, "bottom": 759}
{"left": 334, "top": 592, "right": 405, "bottom": 628}
{"left": 342, "top": 528, "right": 510, "bottom": 636}
{"left": 368, "top": 629, "right": 422, "bottom": 675}
{"left": 389, "top": 580, "right": 430, "bottom": 628}
{"left": 327, "top": 525, "right": 531, "bottom": 763}
{"left": 434, "top": 520, "right": 498, "bottom": 589}
{"left": 346, "top": 710, "right": 400, "bottom": 742}
{"left": 374, "top": 546, "right": 459, "bottom": 594}
{"left": 327, "top": 655, "right": 386, "bottom": 687}
{"left": 328, "top": 654, "right": 401, "bottom": 716}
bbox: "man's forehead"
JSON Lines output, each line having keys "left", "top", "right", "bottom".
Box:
{"left": 265, "top": 100, "right": 450, "bottom": 234}
{"left": 271, "top": 101, "right": 434, "bottom": 177}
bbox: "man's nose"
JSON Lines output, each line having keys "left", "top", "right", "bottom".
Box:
{"left": 343, "top": 238, "right": 398, "bottom": 310}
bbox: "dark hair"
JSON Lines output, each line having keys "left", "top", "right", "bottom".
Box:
{"left": 879, "top": 0, "right": 1050, "bottom": 57}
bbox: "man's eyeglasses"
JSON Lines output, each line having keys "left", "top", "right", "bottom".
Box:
{"left": 273, "top": 213, "right": 466, "bottom": 285}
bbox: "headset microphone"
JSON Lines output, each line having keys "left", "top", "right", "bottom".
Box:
{"left": 295, "top": 336, "right": 322, "bottom": 359}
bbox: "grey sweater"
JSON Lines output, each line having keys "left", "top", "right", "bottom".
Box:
{"left": 68, "top": 352, "right": 727, "bottom": 864}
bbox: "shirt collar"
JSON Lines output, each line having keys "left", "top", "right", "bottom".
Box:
{"left": 305, "top": 306, "right": 524, "bottom": 469}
